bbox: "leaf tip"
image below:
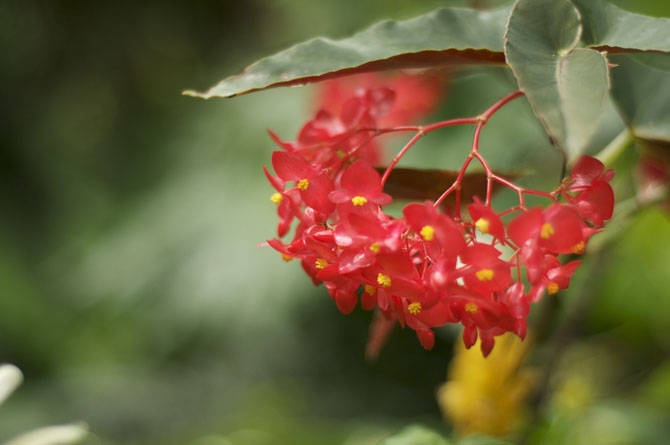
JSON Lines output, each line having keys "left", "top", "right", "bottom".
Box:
{"left": 181, "top": 88, "right": 219, "bottom": 99}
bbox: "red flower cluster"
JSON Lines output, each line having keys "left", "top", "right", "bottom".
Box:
{"left": 263, "top": 81, "right": 614, "bottom": 356}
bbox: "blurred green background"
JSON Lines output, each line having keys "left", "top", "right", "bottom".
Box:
{"left": 0, "top": 1, "right": 669, "bottom": 444}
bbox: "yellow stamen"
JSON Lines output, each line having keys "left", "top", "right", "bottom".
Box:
{"left": 351, "top": 196, "right": 368, "bottom": 206}
{"left": 475, "top": 218, "right": 491, "bottom": 234}
{"left": 281, "top": 254, "right": 293, "bottom": 262}
{"left": 270, "top": 193, "right": 283, "bottom": 204}
{"left": 315, "top": 258, "right": 328, "bottom": 269}
{"left": 377, "top": 273, "right": 392, "bottom": 288}
{"left": 475, "top": 269, "right": 494, "bottom": 281}
{"left": 547, "top": 282, "right": 560, "bottom": 295}
{"left": 464, "top": 302, "right": 478, "bottom": 313}
{"left": 408, "top": 301, "right": 422, "bottom": 315}
{"left": 369, "top": 242, "right": 381, "bottom": 253}
{"left": 572, "top": 241, "right": 585, "bottom": 254}
{"left": 297, "top": 179, "right": 309, "bottom": 191}
{"left": 364, "top": 284, "right": 376, "bottom": 295}
{"left": 541, "top": 222, "right": 555, "bottom": 239}
{"left": 420, "top": 225, "right": 435, "bottom": 241}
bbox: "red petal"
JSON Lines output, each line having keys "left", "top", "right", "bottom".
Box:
{"left": 571, "top": 155, "right": 605, "bottom": 188}
{"left": 508, "top": 208, "right": 543, "bottom": 247}
{"left": 416, "top": 301, "right": 456, "bottom": 326}
{"left": 576, "top": 180, "right": 614, "bottom": 226}
{"left": 467, "top": 197, "right": 506, "bottom": 242}
{"left": 340, "top": 160, "right": 386, "bottom": 198}
{"left": 416, "top": 328, "right": 435, "bottom": 350}
{"left": 300, "top": 173, "right": 335, "bottom": 214}
{"left": 503, "top": 282, "right": 529, "bottom": 319}
{"left": 461, "top": 242, "right": 504, "bottom": 266}
{"left": 543, "top": 204, "right": 585, "bottom": 254}
{"left": 462, "top": 324, "right": 478, "bottom": 349}
{"left": 328, "top": 189, "right": 351, "bottom": 204}
{"left": 365, "top": 87, "right": 396, "bottom": 120}
{"left": 340, "top": 209, "right": 387, "bottom": 239}
{"left": 402, "top": 201, "right": 436, "bottom": 231}
{"left": 316, "top": 264, "right": 341, "bottom": 282}
{"left": 514, "top": 319, "right": 528, "bottom": 340}
{"left": 267, "top": 129, "right": 298, "bottom": 152}
{"left": 338, "top": 248, "right": 375, "bottom": 274}
{"left": 264, "top": 165, "right": 285, "bottom": 192}
{"left": 334, "top": 289, "right": 358, "bottom": 315}
{"left": 272, "top": 151, "right": 313, "bottom": 181}
{"left": 480, "top": 333, "right": 495, "bottom": 357}
{"left": 435, "top": 215, "right": 466, "bottom": 258}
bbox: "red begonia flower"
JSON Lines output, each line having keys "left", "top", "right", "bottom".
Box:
{"left": 402, "top": 201, "right": 466, "bottom": 260}
{"left": 573, "top": 180, "right": 614, "bottom": 227}
{"left": 570, "top": 155, "right": 615, "bottom": 190}
{"left": 329, "top": 160, "right": 392, "bottom": 207}
{"left": 467, "top": 196, "right": 506, "bottom": 243}
{"left": 460, "top": 243, "right": 512, "bottom": 295}
{"left": 271, "top": 151, "right": 335, "bottom": 215}
{"left": 508, "top": 204, "right": 586, "bottom": 255}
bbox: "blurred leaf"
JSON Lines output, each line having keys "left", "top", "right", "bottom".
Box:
{"left": 573, "top": 0, "right": 670, "bottom": 53}
{"left": 0, "top": 365, "right": 22, "bottom": 405}
{"left": 3, "top": 424, "right": 88, "bottom": 445}
{"left": 504, "top": 0, "right": 609, "bottom": 161}
{"left": 379, "top": 425, "right": 452, "bottom": 445}
{"left": 638, "top": 361, "right": 670, "bottom": 412}
{"left": 379, "top": 167, "right": 518, "bottom": 206}
{"left": 380, "top": 168, "right": 484, "bottom": 203}
{"left": 538, "top": 402, "right": 668, "bottom": 444}
{"left": 609, "top": 53, "right": 670, "bottom": 143}
{"left": 184, "top": 7, "right": 510, "bottom": 98}
{"left": 458, "top": 435, "right": 514, "bottom": 445}
{"left": 592, "top": 208, "right": 670, "bottom": 346}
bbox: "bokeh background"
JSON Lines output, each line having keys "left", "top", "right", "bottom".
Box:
{"left": 1, "top": 1, "right": 669, "bottom": 444}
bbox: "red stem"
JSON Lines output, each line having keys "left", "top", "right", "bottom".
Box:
{"left": 431, "top": 91, "right": 525, "bottom": 211}
{"left": 380, "top": 117, "right": 480, "bottom": 185}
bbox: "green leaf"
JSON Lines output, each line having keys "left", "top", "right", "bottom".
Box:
{"left": 184, "top": 7, "right": 510, "bottom": 98}
{"left": 379, "top": 425, "right": 453, "bottom": 445}
{"left": 557, "top": 48, "right": 610, "bottom": 159}
{"left": 609, "top": 53, "right": 670, "bottom": 142}
{"left": 573, "top": 0, "right": 670, "bottom": 53}
{"left": 504, "top": 0, "right": 610, "bottom": 161}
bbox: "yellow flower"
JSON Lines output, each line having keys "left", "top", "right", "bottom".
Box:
{"left": 437, "top": 332, "right": 537, "bottom": 438}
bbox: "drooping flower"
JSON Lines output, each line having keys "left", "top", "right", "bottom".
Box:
{"left": 572, "top": 180, "right": 614, "bottom": 227}
{"left": 527, "top": 256, "right": 582, "bottom": 302}
{"left": 565, "top": 155, "right": 615, "bottom": 226}
{"left": 569, "top": 155, "right": 615, "bottom": 190}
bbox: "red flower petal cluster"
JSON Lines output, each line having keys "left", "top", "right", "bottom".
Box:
{"left": 263, "top": 84, "right": 614, "bottom": 357}
{"left": 314, "top": 71, "right": 446, "bottom": 128}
